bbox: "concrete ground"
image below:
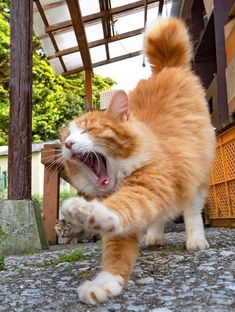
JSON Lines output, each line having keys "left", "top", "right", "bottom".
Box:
{"left": 0, "top": 228, "right": 234, "bottom": 312}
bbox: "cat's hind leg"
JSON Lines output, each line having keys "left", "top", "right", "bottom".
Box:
{"left": 78, "top": 235, "right": 139, "bottom": 304}
{"left": 183, "top": 192, "right": 209, "bottom": 250}
{"left": 146, "top": 216, "right": 167, "bottom": 246}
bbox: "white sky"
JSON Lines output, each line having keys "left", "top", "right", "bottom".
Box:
{"left": 94, "top": 55, "right": 151, "bottom": 92}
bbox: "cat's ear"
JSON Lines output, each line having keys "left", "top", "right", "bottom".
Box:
{"left": 107, "top": 90, "right": 130, "bottom": 121}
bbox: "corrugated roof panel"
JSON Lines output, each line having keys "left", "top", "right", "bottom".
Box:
{"left": 33, "top": 11, "right": 46, "bottom": 38}
{"left": 109, "top": 34, "right": 143, "bottom": 58}
{"left": 49, "top": 58, "right": 64, "bottom": 75}
{"left": 44, "top": 4, "right": 70, "bottom": 24}
{"left": 85, "top": 23, "right": 104, "bottom": 43}
{"left": 40, "top": 37, "right": 56, "bottom": 56}
{"left": 62, "top": 52, "right": 83, "bottom": 70}
{"left": 79, "top": 0, "right": 100, "bottom": 16}
{"left": 111, "top": 0, "right": 138, "bottom": 8}
{"left": 90, "top": 45, "right": 107, "bottom": 63}
{"left": 113, "top": 10, "right": 145, "bottom": 33}
{"left": 54, "top": 30, "right": 77, "bottom": 50}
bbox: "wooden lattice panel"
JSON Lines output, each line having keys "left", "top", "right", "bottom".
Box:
{"left": 207, "top": 126, "right": 235, "bottom": 224}
{"left": 228, "top": 180, "right": 235, "bottom": 216}
{"left": 207, "top": 187, "right": 217, "bottom": 218}
{"left": 215, "top": 183, "right": 230, "bottom": 217}
{"left": 213, "top": 148, "right": 225, "bottom": 183}
{"left": 224, "top": 141, "right": 235, "bottom": 180}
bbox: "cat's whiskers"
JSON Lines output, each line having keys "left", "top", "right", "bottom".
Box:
{"left": 95, "top": 141, "right": 117, "bottom": 151}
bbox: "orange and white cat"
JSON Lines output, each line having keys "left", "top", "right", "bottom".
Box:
{"left": 61, "top": 18, "right": 215, "bottom": 304}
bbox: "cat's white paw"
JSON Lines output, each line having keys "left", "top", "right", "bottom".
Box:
{"left": 61, "top": 197, "right": 122, "bottom": 235}
{"left": 78, "top": 272, "right": 124, "bottom": 305}
{"left": 186, "top": 238, "right": 209, "bottom": 250}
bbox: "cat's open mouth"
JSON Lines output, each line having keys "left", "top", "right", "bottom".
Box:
{"left": 71, "top": 152, "right": 110, "bottom": 188}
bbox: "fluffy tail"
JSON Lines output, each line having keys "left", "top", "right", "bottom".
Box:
{"left": 144, "top": 17, "right": 192, "bottom": 74}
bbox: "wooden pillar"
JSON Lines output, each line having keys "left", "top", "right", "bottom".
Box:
{"left": 85, "top": 70, "right": 93, "bottom": 111}
{"left": 213, "top": 0, "right": 234, "bottom": 124}
{"left": 8, "top": 0, "right": 33, "bottom": 199}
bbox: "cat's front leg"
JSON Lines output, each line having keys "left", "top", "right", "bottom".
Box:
{"left": 61, "top": 197, "right": 123, "bottom": 235}
{"left": 78, "top": 235, "right": 139, "bottom": 304}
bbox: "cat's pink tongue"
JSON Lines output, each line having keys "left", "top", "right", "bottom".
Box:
{"left": 97, "top": 176, "right": 110, "bottom": 187}
{"left": 93, "top": 157, "right": 110, "bottom": 187}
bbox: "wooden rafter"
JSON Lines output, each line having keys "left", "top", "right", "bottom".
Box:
{"left": 62, "top": 51, "right": 142, "bottom": 76}
{"left": 48, "top": 28, "right": 144, "bottom": 60}
{"left": 66, "top": 0, "right": 92, "bottom": 70}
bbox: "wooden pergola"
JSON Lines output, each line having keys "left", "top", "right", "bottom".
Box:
{"left": 8, "top": 0, "right": 169, "bottom": 245}
{"left": 33, "top": 0, "right": 166, "bottom": 110}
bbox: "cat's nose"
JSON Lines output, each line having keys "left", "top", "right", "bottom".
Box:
{"left": 65, "top": 140, "right": 75, "bottom": 149}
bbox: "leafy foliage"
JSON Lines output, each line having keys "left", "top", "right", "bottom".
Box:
{"left": 0, "top": 2, "right": 115, "bottom": 145}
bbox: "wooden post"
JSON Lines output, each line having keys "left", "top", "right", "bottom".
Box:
{"left": 41, "top": 145, "right": 61, "bottom": 244}
{"left": 8, "top": 0, "right": 33, "bottom": 199}
{"left": 85, "top": 70, "right": 93, "bottom": 111}
{"left": 213, "top": 0, "right": 234, "bottom": 124}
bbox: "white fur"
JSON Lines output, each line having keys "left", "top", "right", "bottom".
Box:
{"left": 78, "top": 272, "right": 124, "bottom": 305}
{"left": 61, "top": 197, "right": 123, "bottom": 235}
{"left": 184, "top": 196, "right": 209, "bottom": 250}
{"left": 63, "top": 121, "right": 94, "bottom": 159}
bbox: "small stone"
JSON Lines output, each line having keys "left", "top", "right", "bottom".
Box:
{"left": 138, "top": 277, "right": 154, "bottom": 284}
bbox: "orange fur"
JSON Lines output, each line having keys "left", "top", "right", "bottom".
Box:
{"left": 61, "top": 18, "right": 215, "bottom": 303}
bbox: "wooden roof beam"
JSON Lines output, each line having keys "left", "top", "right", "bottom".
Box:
{"left": 66, "top": 0, "right": 92, "bottom": 70}
{"left": 48, "top": 28, "right": 144, "bottom": 60}
{"left": 62, "top": 50, "right": 142, "bottom": 76}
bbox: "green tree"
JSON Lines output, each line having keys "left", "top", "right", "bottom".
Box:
{"left": 0, "top": 2, "right": 115, "bottom": 145}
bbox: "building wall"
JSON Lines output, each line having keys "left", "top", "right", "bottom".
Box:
{"left": 31, "top": 152, "right": 44, "bottom": 195}
{"left": 0, "top": 151, "right": 74, "bottom": 196}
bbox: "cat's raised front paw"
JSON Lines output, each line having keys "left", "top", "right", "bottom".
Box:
{"left": 78, "top": 272, "right": 124, "bottom": 305}
{"left": 186, "top": 238, "right": 209, "bottom": 250}
{"left": 61, "top": 197, "right": 122, "bottom": 235}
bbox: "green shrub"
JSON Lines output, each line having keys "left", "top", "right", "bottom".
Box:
{"left": 59, "top": 190, "right": 77, "bottom": 204}
{"left": 0, "top": 253, "right": 5, "bottom": 271}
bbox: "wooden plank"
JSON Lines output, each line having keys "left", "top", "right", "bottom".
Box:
{"left": 213, "top": 0, "right": 234, "bottom": 124}
{"left": 66, "top": 0, "right": 92, "bottom": 70}
{"left": 208, "top": 218, "right": 235, "bottom": 228}
{"left": 34, "top": 0, "right": 67, "bottom": 72}
{"left": 62, "top": 50, "right": 142, "bottom": 76}
{"left": 48, "top": 28, "right": 144, "bottom": 59}
{"left": 42, "top": 164, "right": 60, "bottom": 244}
{"left": 8, "top": 0, "right": 33, "bottom": 199}
{"left": 85, "top": 70, "right": 93, "bottom": 111}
